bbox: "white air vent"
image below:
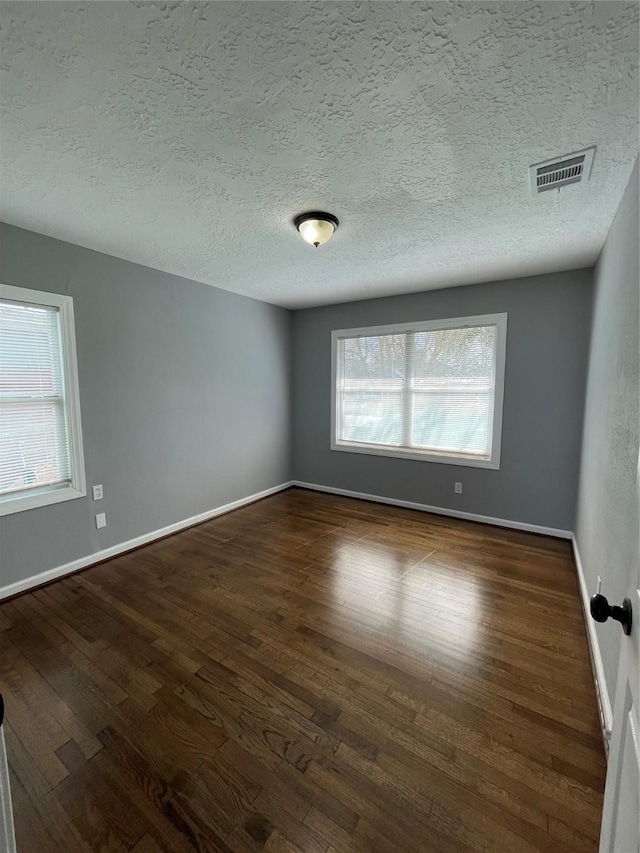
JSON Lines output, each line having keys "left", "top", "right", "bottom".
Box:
{"left": 529, "top": 147, "right": 595, "bottom": 196}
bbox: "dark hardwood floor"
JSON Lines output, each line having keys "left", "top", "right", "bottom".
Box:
{"left": 0, "top": 488, "right": 605, "bottom": 853}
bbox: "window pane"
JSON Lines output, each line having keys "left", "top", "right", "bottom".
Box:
{"left": 340, "top": 334, "right": 405, "bottom": 446}
{"left": 341, "top": 391, "right": 403, "bottom": 446}
{"left": 0, "top": 302, "right": 64, "bottom": 398}
{"left": 412, "top": 391, "right": 492, "bottom": 454}
{"left": 0, "top": 401, "right": 70, "bottom": 495}
{"left": 412, "top": 326, "right": 496, "bottom": 457}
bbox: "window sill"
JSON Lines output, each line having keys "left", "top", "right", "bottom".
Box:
{"left": 0, "top": 484, "right": 86, "bottom": 517}
{"left": 331, "top": 441, "right": 501, "bottom": 470}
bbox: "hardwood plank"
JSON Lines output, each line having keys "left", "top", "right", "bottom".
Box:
{"left": 1, "top": 488, "right": 605, "bottom": 852}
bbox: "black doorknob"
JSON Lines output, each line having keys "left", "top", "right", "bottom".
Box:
{"left": 590, "top": 593, "right": 633, "bottom": 636}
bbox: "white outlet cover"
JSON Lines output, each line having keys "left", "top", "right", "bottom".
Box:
{"left": 92, "top": 484, "right": 103, "bottom": 501}
{"left": 95, "top": 512, "right": 106, "bottom": 529}
{"left": 455, "top": 482, "right": 463, "bottom": 494}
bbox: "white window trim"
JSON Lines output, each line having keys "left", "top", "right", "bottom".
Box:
{"left": 0, "top": 284, "right": 86, "bottom": 516}
{"left": 331, "top": 313, "right": 508, "bottom": 470}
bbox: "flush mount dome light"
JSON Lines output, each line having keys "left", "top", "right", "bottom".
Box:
{"left": 294, "top": 211, "right": 339, "bottom": 247}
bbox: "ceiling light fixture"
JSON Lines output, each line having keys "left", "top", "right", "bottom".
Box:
{"left": 294, "top": 211, "right": 339, "bottom": 247}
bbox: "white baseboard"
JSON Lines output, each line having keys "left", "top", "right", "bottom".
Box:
{"left": 571, "top": 533, "right": 613, "bottom": 746}
{"left": 0, "top": 481, "right": 294, "bottom": 601}
{"left": 292, "top": 481, "right": 572, "bottom": 539}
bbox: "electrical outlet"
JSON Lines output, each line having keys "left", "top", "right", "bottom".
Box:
{"left": 92, "top": 484, "right": 103, "bottom": 501}
{"left": 454, "top": 482, "right": 463, "bottom": 494}
{"left": 95, "top": 512, "right": 106, "bottom": 530}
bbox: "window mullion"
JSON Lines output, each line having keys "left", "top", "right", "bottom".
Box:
{"left": 402, "top": 332, "right": 415, "bottom": 448}
{"left": 0, "top": 396, "right": 65, "bottom": 405}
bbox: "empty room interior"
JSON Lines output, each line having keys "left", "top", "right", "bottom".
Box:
{"left": 0, "top": 2, "right": 639, "bottom": 852}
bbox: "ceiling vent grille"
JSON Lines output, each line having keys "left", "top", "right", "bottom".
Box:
{"left": 529, "top": 147, "right": 595, "bottom": 196}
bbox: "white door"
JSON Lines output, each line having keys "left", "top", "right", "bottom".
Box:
{"left": 0, "top": 696, "right": 17, "bottom": 853}
{"left": 599, "top": 454, "right": 640, "bottom": 853}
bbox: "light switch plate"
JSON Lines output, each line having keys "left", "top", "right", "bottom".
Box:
{"left": 95, "top": 512, "right": 106, "bottom": 529}
{"left": 92, "top": 484, "right": 103, "bottom": 501}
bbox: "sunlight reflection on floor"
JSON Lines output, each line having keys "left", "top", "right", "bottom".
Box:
{"left": 325, "top": 539, "right": 483, "bottom": 653}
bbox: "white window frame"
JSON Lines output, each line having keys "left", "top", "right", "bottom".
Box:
{"left": 0, "top": 284, "right": 86, "bottom": 516}
{"left": 331, "top": 313, "right": 508, "bottom": 470}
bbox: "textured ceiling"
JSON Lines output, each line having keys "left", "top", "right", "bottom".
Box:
{"left": 1, "top": 2, "right": 638, "bottom": 308}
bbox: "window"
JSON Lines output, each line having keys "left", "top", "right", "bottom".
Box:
{"left": 0, "top": 284, "right": 85, "bottom": 515}
{"left": 331, "top": 313, "right": 507, "bottom": 469}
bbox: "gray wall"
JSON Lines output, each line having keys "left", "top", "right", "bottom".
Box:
{"left": 292, "top": 270, "right": 593, "bottom": 531}
{"left": 0, "top": 224, "right": 291, "bottom": 588}
{"left": 575, "top": 160, "right": 639, "bottom": 707}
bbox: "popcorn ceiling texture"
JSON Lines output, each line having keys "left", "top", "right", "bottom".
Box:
{"left": 1, "top": 1, "right": 638, "bottom": 308}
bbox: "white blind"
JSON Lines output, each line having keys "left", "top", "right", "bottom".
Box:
{"left": 0, "top": 299, "right": 72, "bottom": 497}
{"left": 337, "top": 324, "right": 498, "bottom": 460}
